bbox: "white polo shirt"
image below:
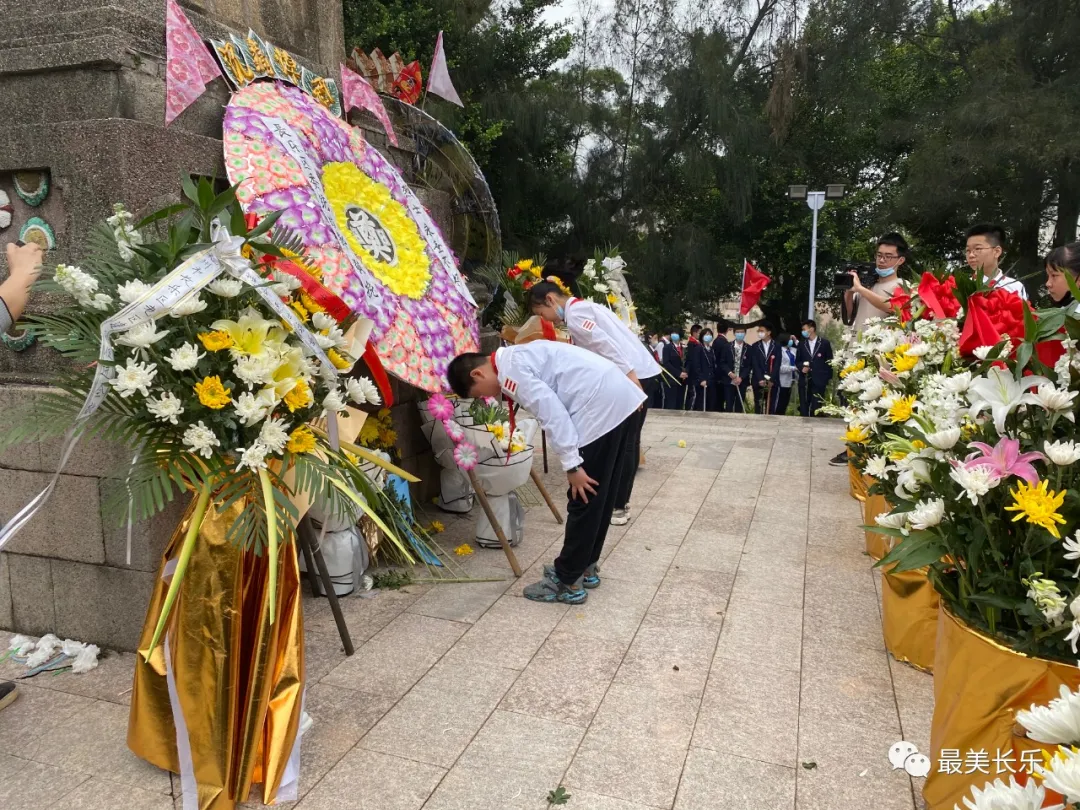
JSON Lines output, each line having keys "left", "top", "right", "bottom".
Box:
{"left": 986, "top": 272, "right": 1028, "bottom": 300}
{"left": 494, "top": 342, "right": 646, "bottom": 471}
{"left": 563, "top": 298, "right": 661, "bottom": 380}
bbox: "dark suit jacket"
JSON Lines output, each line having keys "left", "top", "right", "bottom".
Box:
{"left": 661, "top": 341, "right": 685, "bottom": 378}
{"left": 795, "top": 337, "right": 834, "bottom": 388}
{"left": 686, "top": 340, "right": 712, "bottom": 383}
{"left": 750, "top": 340, "right": 783, "bottom": 389}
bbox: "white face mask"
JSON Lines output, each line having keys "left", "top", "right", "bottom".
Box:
{"left": 758, "top": 331, "right": 766, "bottom": 340}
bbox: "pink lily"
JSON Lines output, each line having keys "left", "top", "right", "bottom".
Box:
{"left": 879, "top": 369, "right": 901, "bottom": 387}
{"left": 962, "top": 437, "right": 1045, "bottom": 485}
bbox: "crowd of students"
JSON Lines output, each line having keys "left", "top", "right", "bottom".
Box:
{"left": 645, "top": 320, "right": 834, "bottom": 417}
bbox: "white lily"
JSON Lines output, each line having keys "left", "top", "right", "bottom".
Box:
{"left": 966, "top": 366, "right": 1050, "bottom": 433}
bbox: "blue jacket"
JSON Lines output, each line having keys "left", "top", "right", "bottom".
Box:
{"left": 795, "top": 337, "right": 834, "bottom": 388}
{"left": 661, "top": 341, "right": 685, "bottom": 378}
{"left": 750, "top": 339, "right": 783, "bottom": 389}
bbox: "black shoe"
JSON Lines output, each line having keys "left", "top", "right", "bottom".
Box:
{"left": 0, "top": 681, "right": 18, "bottom": 712}
{"left": 828, "top": 451, "right": 848, "bottom": 467}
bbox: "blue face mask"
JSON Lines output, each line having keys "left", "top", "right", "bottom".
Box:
{"left": 876, "top": 266, "right": 895, "bottom": 278}
{"left": 734, "top": 333, "right": 745, "bottom": 342}
{"left": 703, "top": 335, "right": 713, "bottom": 344}
{"left": 801, "top": 329, "right": 809, "bottom": 338}
{"left": 555, "top": 305, "right": 565, "bottom": 321}
{"left": 788, "top": 339, "right": 795, "bottom": 347}
{"left": 670, "top": 333, "right": 680, "bottom": 342}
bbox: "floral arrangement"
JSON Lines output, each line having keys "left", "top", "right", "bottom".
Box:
{"left": 3, "top": 179, "right": 408, "bottom": 654}
{"left": 358, "top": 407, "right": 398, "bottom": 457}
{"left": 423, "top": 393, "right": 529, "bottom": 471}
{"left": 467, "top": 397, "right": 527, "bottom": 455}
{"left": 578, "top": 248, "right": 640, "bottom": 335}
{"left": 476, "top": 252, "right": 547, "bottom": 328}
{"left": 835, "top": 268, "right": 1080, "bottom": 661}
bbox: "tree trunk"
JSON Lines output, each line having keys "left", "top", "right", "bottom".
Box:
{"left": 1054, "top": 157, "right": 1080, "bottom": 246}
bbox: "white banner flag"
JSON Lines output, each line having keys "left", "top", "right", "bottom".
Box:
{"left": 427, "top": 32, "right": 463, "bottom": 107}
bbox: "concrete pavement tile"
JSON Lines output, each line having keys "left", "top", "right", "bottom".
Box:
{"left": 803, "top": 602, "right": 885, "bottom": 652}
{"left": 674, "top": 748, "right": 796, "bottom": 810}
{"left": 446, "top": 594, "right": 567, "bottom": 670}
{"left": 31, "top": 700, "right": 171, "bottom": 793}
{"left": 321, "top": 613, "right": 467, "bottom": 697}
{"left": 731, "top": 564, "right": 805, "bottom": 608}
{"left": 613, "top": 622, "right": 720, "bottom": 697}
{"left": 800, "top": 639, "right": 902, "bottom": 734}
{"left": 645, "top": 569, "right": 731, "bottom": 626}
{"left": 715, "top": 604, "right": 803, "bottom": 672}
{"left": 0, "top": 758, "right": 91, "bottom": 810}
{"left": 303, "top": 584, "right": 429, "bottom": 642}
{"left": 690, "top": 501, "right": 755, "bottom": 534}
{"left": 555, "top": 577, "right": 657, "bottom": 645}
{"left": 671, "top": 534, "right": 744, "bottom": 575}
{"left": 890, "top": 655, "right": 934, "bottom": 755}
{"left": 59, "top": 778, "right": 174, "bottom": 809}
{"left": 559, "top": 789, "right": 665, "bottom": 810}
{"left": 0, "top": 682, "right": 96, "bottom": 759}
{"left": 564, "top": 683, "right": 699, "bottom": 807}
{"left": 600, "top": 541, "right": 678, "bottom": 586}
{"left": 406, "top": 566, "right": 512, "bottom": 623}
{"left": 695, "top": 657, "right": 800, "bottom": 768}
{"left": 456, "top": 709, "right": 583, "bottom": 781}
{"left": 293, "top": 748, "right": 445, "bottom": 810}
{"left": 797, "top": 719, "right": 917, "bottom": 810}
{"left": 5, "top": 650, "right": 137, "bottom": 706}
{"left": 421, "top": 762, "right": 556, "bottom": 810}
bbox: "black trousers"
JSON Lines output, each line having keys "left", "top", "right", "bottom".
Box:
{"left": 776, "top": 385, "right": 793, "bottom": 416}
{"left": 800, "top": 380, "right": 828, "bottom": 416}
{"left": 753, "top": 382, "right": 782, "bottom": 414}
{"left": 724, "top": 382, "right": 749, "bottom": 413}
{"left": 663, "top": 380, "right": 685, "bottom": 410}
{"left": 614, "top": 375, "right": 658, "bottom": 509}
{"left": 554, "top": 413, "right": 634, "bottom": 585}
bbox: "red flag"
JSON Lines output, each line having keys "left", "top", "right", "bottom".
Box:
{"left": 740, "top": 260, "right": 770, "bottom": 316}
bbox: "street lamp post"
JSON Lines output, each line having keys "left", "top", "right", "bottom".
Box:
{"left": 788, "top": 184, "right": 846, "bottom": 320}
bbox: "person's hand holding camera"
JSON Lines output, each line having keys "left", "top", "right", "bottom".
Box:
{"left": 848, "top": 269, "right": 869, "bottom": 294}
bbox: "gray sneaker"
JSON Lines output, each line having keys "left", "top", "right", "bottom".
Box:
{"left": 0, "top": 681, "right": 17, "bottom": 712}
{"left": 610, "top": 507, "right": 630, "bottom": 526}
{"left": 583, "top": 563, "right": 601, "bottom": 589}
{"left": 524, "top": 567, "right": 587, "bottom": 604}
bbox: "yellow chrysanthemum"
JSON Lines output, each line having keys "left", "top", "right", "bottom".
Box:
{"left": 198, "top": 330, "right": 234, "bottom": 352}
{"left": 454, "top": 544, "right": 474, "bottom": 556}
{"left": 844, "top": 425, "right": 869, "bottom": 445}
{"left": 606, "top": 293, "right": 619, "bottom": 306}
{"left": 284, "top": 378, "right": 314, "bottom": 412}
{"left": 488, "top": 423, "right": 508, "bottom": 441}
{"left": 327, "top": 349, "right": 353, "bottom": 370}
{"left": 893, "top": 354, "right": 919, "bottom": 373}
{"left": 280, "top": 248, "right": 321, "bottom": 280}
{"left": 888, "top": 395, "right": 917, "bottom": 423}
{"left": 299, "top": 290, "right": 325, "bottom": 314}
{"left": 911, "top": 440, "right": 926, "bottom": 451}
{"left": 840, "top": 359, "right": 865, "bottom": 378}
{"left": 323, "top": 162, "right": 431, "bottom": 299}
{"left": 545, "top": 275, "right": 572, "bottom": 296}
{"left": 1005, "top": 480, "right": 1067, "bottom": 538}
{"left": 285, "top": 425, "right": 317, "bottom": 454}
{"left": 290, "top": 301, "right": 309, "bottom": 322}
{"left": 194, "top": 376, "right": 231, "bottom": 409}
{"left": 429, "top": 521, "right": 445, "bottom": 534}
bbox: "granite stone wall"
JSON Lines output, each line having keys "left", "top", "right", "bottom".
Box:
{"left": 0, "top": 0, "right": 490, "bottom": 650}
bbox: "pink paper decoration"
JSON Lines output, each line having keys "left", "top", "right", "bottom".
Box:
{"left": 165, "top": 0, "right": 222, "bottom": 125}
{"left": 340, "top": 64, "right": 400, "bottom": 147}
{"left": 427, "top": 32, "right": 463, "bottom": 107}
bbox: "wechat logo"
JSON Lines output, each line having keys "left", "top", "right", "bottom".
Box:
{"left": 889, "top": 741, "right": 931, "bottom": 778}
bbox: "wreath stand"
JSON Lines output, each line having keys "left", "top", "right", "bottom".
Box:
{"left": 296, "top": 514, "right": 356, "bottom": 656}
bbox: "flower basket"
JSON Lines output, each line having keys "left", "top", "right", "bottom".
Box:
{"left": 862, "top": 488, "right": 892, "bottom": 561}
{"left": 923, "top": 607, "right": 1080, "bottom": 810}
{"left": 880, "top": 564, "right": 939, "bottom": 672}
{"left": 473, "top": 447, "right": 535, "bottom": 497}
{"left": 848, "top": 449, "right": 867, "bottom": 502}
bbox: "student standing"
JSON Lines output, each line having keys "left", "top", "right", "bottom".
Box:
{"left": 529, "top": 282, "right": 662, "bottom": 526}
{"left": 776, "top": 334, "right": 798, "bottom": 416}
{"left": 646, "top": 332, "right": 665, "bottom": 409}
{"left": 796, "top": 319, "right": 833, "bottom": 416}
{"left": 661, "top": 330, "right": 686, "bottom": 410}
{"left": 710, "top": 331, "right": 731, "bottom": 412}
{"left": 719, "top": 327, "right": 750, "bottom": 412}
{"left": 683, "top": 324, "right": 704, "bottom": 410}
{"left": 447, "top": 343, "right": 646, "bottom": 604}
{"left": 750, "top": 323, "right": 783, "bottom": 415}
{"left": 965, "top": 223, "right": 1028, "bottom": 299}
{"left": 688, "top": 327, "right": 719, "bottom": 411}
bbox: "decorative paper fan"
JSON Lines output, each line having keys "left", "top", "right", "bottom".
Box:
{"left": 223, "top": 81, "right": 479, "bottom": 393}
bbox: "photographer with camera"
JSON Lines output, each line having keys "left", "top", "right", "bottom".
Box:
{"left": 840, "top": 233, "right": 907, "bottom": 331}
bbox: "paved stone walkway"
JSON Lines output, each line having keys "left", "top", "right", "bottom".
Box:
{"left": 0, "top": 411, "right": 934, "bottom": 809}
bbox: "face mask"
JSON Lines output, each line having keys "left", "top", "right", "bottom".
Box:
{"left": 735, "top": 333, "right": 745, "bottom": 342}
{"left": 670, "top": 333, "right": 680, "bottom": 342}
{"left": 788, "top": 339, "right": 794, "bottom": 347}
{"left": 703, "top": 335, "right": 713, "bottom": 344}
{"left": 555, "top": 305, "right": 565, "bottom": 321}
{"left": 801, "top": 330, "right": 809, "bottom": 338}
{"left": 876, "top": 266, "right": 894, "bottom": 278}
{"left": 757, "top": 331, "right": 766, "bottom": 339}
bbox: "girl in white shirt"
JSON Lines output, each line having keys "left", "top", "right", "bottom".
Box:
{"left": 528, "top": 280, "right": 660, "bottom": 526}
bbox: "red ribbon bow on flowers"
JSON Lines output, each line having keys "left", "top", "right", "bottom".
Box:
{"left": 917, "top": 273, "right": 961, "bottom": 320}
{"left": 958, "top": 288, "right": 1027, "bottom": 358}
{"left": 889, "top": 286, "right": 914, "bottom": 323}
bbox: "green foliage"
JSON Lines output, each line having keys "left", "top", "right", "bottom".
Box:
{"left": 547, "top": 786, "right": 570, "bottom": 806}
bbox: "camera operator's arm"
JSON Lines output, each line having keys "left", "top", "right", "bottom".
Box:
{"left": 0, "top": 242, "right": 44, "bottom": 332}
{"left": 849, "top": 271, "right": 892, "bottom": 316}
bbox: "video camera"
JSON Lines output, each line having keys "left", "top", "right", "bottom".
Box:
{"left": 833, "top": 261, "right": 877, "bottom": 290}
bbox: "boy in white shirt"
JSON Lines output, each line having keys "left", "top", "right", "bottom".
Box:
{"left": 528, "top": 280, "right": 661, "bottom": 526}
{"left": 447, "top": 342, "right": 646, "bottom": 604}
{"left": 965, "top": 223, "right": 1028, "bottom": 299}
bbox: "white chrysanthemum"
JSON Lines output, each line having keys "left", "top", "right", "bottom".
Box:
{"left": 111, "top": 359, "right": 157, "bottom": 398}
{"left": 1032, "top": 384, "right": 1078, "bottom": 420}
{"left": 206, "top": 278, "right": 244, "bottom": 298}
{"left": 875, "top": 511, "right": 908, "bottom": 531}
{"left": 314, "top": 326, "right": 347, "bottom": 350}
{"left": 949, "top": 464, "right": 1001, "bottom": 506}
{"left": 593, "top": 282, "right": 609, "bottom": 293}
{"left": 233, "top": 390, "right": 274, "bottom": 427}
{"left": 346, "top": 376, "right": 381, "bottom": 406}
{"left": 925, "top": 426, "right": 961, "bottom": 450}
{"left": 1026, "top": 576, "right": 1068, "bottom": 626}
{"left": 258, "top": 417, "right": 290, "bottom": 454}
{"left": 864, "top": 455, "right": 889, "bottom": 478}
{"left": 1039, "top": 746, "right": 1080, "bottom": 804}
{"left": 169, "top": 293, "right": 208, "bottom": 318}
{"left": 909, "top": 499, "right": 945, "bottom": 531}
{"left": 1045, "top": 440, "right": 1080, "bottom": 466}
{"left": 167, "top": 342, "right": 204, "bottom": 371}
{"left": 906, "top": 341, "right": 932, "bottom": 357}
{"left": 86, "top": 293, "right": 114, "bottom": 311}
{"left": 1018, "top": 684, "right": 1080, "bottom": 745}
{"left": 973, "top": 345, "right": 996, "bottom": 361}
{"left": 273, "top": 271, "right": 303, "bottom": 292}
{"left": 116, "top": 321, "right": 169, "bottom": 349}
{"left": 857, "top": 379, "right": 884, "bottom": 401}
{"left": 582, "top": 259, "right": 597, "bottom": 279}
{"left": 956, "top": 776, "right": 1060, "bottom": 810}
{"left": 312, "top": 312, "right": 336, "bottom": 331}
{"left": 943, "top": 371, "right": 973, "bottom": 395}
{"left": 236, "top": 441, "right": 270, "bottom": 472}
{"left": 182, "top": 421, "right": 221, "bottom": 458}
{"left": 233, "top": 353, "right": 276, "bottom": 387}
{"left": 117, "top": 279, "right": 153, "bottom": 304}
{"left": 145, "top": 392, "right": 184, "bottom": 425}
{"left": 323, "top": 388, "right": 347, "bottom": 414}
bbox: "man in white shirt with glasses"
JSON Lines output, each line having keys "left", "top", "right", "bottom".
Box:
{"left": 964, "top": 223, "right": 1028, "bottom": 299}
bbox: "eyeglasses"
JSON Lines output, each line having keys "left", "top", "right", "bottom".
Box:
{"left": 965, "top": 246, "right": 995, "bottom": 256}
{"left": 875, "top": 253, "right": 899, "bottom": 261}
